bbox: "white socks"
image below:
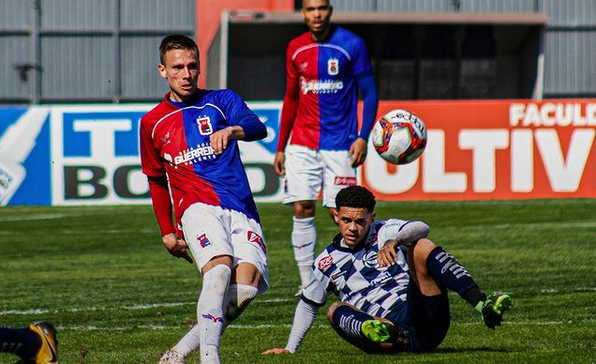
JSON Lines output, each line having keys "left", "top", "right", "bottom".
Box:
{"left": 197, "top": 264, "right": 231, "bottom": 364}
{"left": 170, "top": 272, "right": 260, "bottom": 361}
{"left": 172, "top": 323, "right": 201, "bottom": 357}
{"left": 224, "top": 283, "right": 259, "bottom": 326}
{"left": 291, "top": 216, "right": 317, "bottom": 287}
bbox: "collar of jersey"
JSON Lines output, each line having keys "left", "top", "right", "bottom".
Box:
{"left": 331, "top": 230, "right": 369, "bottom": 253}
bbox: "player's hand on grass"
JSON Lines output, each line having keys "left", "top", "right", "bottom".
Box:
{"left": 162, "top": 233, "right": 193, "bottom": 264}
{"left": 377, "top": 239, "right": 399, "bottom": 267}
{"left": 262, "top": 348, "right": 291, "bottom": 355}
{"left": 348, "top": 138, "right": 368, "bottom": 167}
{"left": 273, "top": 151, "right": 285, "bottom": 177}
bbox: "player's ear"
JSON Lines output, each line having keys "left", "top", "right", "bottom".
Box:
{"left": 158, "top": 63, "right": 167, "bottom": 79}
{"left": 332, "top": 209, "right": 340, "bottom": 224}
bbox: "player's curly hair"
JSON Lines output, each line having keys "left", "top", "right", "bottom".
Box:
{"left": 159, "top": 34, "right": 199, "bottom": 65}
{"left": 335, "top": 186, "right": 376, "bottom": 213}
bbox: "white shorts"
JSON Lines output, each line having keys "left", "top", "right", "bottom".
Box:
{"left": 283, "top": 144, "right": 357, "bottom": 208}
{"left": 181, "top": 203, "right": 269, "bottom": 293}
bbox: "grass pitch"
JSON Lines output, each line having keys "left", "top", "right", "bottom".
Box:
{"left": 1, "top": 199, "right": 595, "bottom": 364}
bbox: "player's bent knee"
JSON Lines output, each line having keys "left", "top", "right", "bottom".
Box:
{"left": 326, "top": 301, "right": 343, "bottom": 322}
{"left": 293, "top": 200, "right": 316, "bottom": 218}
{"left": 412, "top": 238, "right": 437, "bottom": 261}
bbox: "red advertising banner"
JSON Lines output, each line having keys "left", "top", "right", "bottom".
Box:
{"left": 360, "top": 100, "right": 596, "bottom": 200}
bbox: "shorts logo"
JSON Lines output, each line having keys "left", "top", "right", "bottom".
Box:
{"left": 197, "top": 116, "right": 213, "bottom": 135}
{"left": 248, "top": 231, "right": 267, "bottom": 253}
{"left": 334, "top": 176, "right": 356, "bottom": 186}
{"left": 318, "top": 254, "right": 334, "bottom": 270}
{"left": 328, "top": 58, "right": 339, "bottom": 75}
{"left": 197, "top": 233, "right": 211, "bottom": 248}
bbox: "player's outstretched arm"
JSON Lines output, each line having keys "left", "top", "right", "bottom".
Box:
{"left": 262, "top": 299, "right": 319, "bottom": 355}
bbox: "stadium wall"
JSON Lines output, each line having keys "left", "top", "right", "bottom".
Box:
{"left": 1, "top": 100, "right": 596, "bottom": 207}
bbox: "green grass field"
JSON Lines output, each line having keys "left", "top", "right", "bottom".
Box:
{"left": 1, "top": 199, "right": 595, "bottom": 364}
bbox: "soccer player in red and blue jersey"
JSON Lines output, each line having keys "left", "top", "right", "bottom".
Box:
{"left": 273, "top": 0, "right": 379, "bottom": 294}
{"left": 140, "top": 35, "right": 269, "bottom": 364}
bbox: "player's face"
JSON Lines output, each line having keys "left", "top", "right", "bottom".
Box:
{"left": 158, "top": 49, "right": 199, "bottom": 102}
{"left": 302, "top": 0, "right": 332, "bottom": 39}
{"left": 335, "top": 206, "right": 375, "bottom": 248}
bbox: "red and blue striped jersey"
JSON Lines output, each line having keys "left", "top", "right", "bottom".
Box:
{"left": 140, "top": 89, "right": 265, "bottom": 228}
{"left": 282, "top": 26, "right": 374, "bottom": 151}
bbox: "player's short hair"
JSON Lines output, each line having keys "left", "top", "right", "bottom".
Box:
{"left": 335, "top": 186, "right": 376, "bottom": 213}
{"left": 159, "top": 34, "right": 199, "bottom": 65}
{"left": 302, "top": 0, "right": 331, "bottom": 9}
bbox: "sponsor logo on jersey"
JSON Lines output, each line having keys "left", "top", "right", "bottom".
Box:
{"left": 174, "top": 143, "right": 216, "bottom": 165}
{"left": 328, "top": 58, "right": 339, "bottom": 75}
{"left": 300, "top": 76, "right": 344, "bottom": 95}
{"left": 299, "top": 62, "right": 308, "bottom": 72}
{"left": 197, "top": 233, "right": 211, "bottom": 248}
{"left": 247, "top": 230, "right": 267, "bottom": 253}
{"left": 334, "top": 176, "right": 356, "bottom": 186}
{"left": 197, "top": 116, "right": 213, "bottom": 135}
{"left": 318, "top": 254, "right": 334, "bottom": 270}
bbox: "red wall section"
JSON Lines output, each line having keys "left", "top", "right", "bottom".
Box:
{"left": 360, "top": 100, "right": 596, "bottom": 201}
{"left": 196, "top": 0, "right": 294, "bottom": 88}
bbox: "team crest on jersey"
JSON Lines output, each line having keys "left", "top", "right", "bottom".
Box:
{"left": 197, "top": 233, "right": 211, "bottom": 248}
{"left": 247, "top": 231, "right": 266, "bottom": 253}
{"left": 318, "top": 254, "right": 334, "bottom": 270}
{"left": 197, "top": 116, "right": 213, "bottom": 135}
{"left": 363, "top": 250, "right": 378, "bottom": 268}
{"left": 328, "top": 58, "right": 339, "bottom": 75}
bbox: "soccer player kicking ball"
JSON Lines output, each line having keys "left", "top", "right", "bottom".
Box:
{"left": 0, "top": 322, "right": 59, "bottom": 364}
{"left": 140, "top": 35, "right": 269, "bottom": 364}
{"left": 263, "top": 186, "right": 512, "bottom": 355}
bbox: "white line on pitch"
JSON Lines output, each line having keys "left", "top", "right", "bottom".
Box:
{"left": 0, "top": 298, "right": 294, "bottom": 316}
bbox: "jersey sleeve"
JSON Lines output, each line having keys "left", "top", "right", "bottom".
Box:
{"left": 276, "top": 42, "right": 300, "bottom": 152}
{"left": 377, "top": 219, "right": 430, "bottom": 249}
{"left": 139, "top": 116, "right": 164, "bottom": 177}
{"left": 219, "top": 89, "right": 267, "bottom": 141}
{"left": 350, "top": 36, "right": 374, "bottom": 77}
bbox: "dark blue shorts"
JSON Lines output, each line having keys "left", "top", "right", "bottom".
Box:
{"left": 384, "top": 277, "right": 450, "bottom": 352}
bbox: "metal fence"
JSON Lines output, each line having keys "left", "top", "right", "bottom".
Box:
{"left": 0, "top": 0, "right": 195, "bottom": 104}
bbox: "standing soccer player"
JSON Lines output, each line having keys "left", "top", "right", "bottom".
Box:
{"left": 274, "top": 0, "right": 379, "bottom": 294}
{"left": 140, "top": 35, "right": 269, "bottom": 364}
{"left": 263, "top": 186, "right": 512, "bottom": 355}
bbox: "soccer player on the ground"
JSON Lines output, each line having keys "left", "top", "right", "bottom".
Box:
{"left": 273, "top": 0, "right": 379, "bottom": 294}
{"left": 263, "top": 186, "right": 512, "bottom": 355}
{"left": 140, "top": 34, "right": 269, "bottom": 364}
{"left": 0, "top": 322, "right": 59, "bottom": 364}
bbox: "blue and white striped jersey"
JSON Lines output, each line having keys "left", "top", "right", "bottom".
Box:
{"left": 302, "top": 219, "right": 413, "bottom": 318}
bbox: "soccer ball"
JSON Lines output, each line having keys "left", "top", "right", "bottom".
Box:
{"left": 371, "top": 109, "right": 427, "bottom": 165}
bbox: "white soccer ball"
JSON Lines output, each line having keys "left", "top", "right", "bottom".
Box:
{"left": 371, "top": 109, "right": 427, "bottom": 165}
